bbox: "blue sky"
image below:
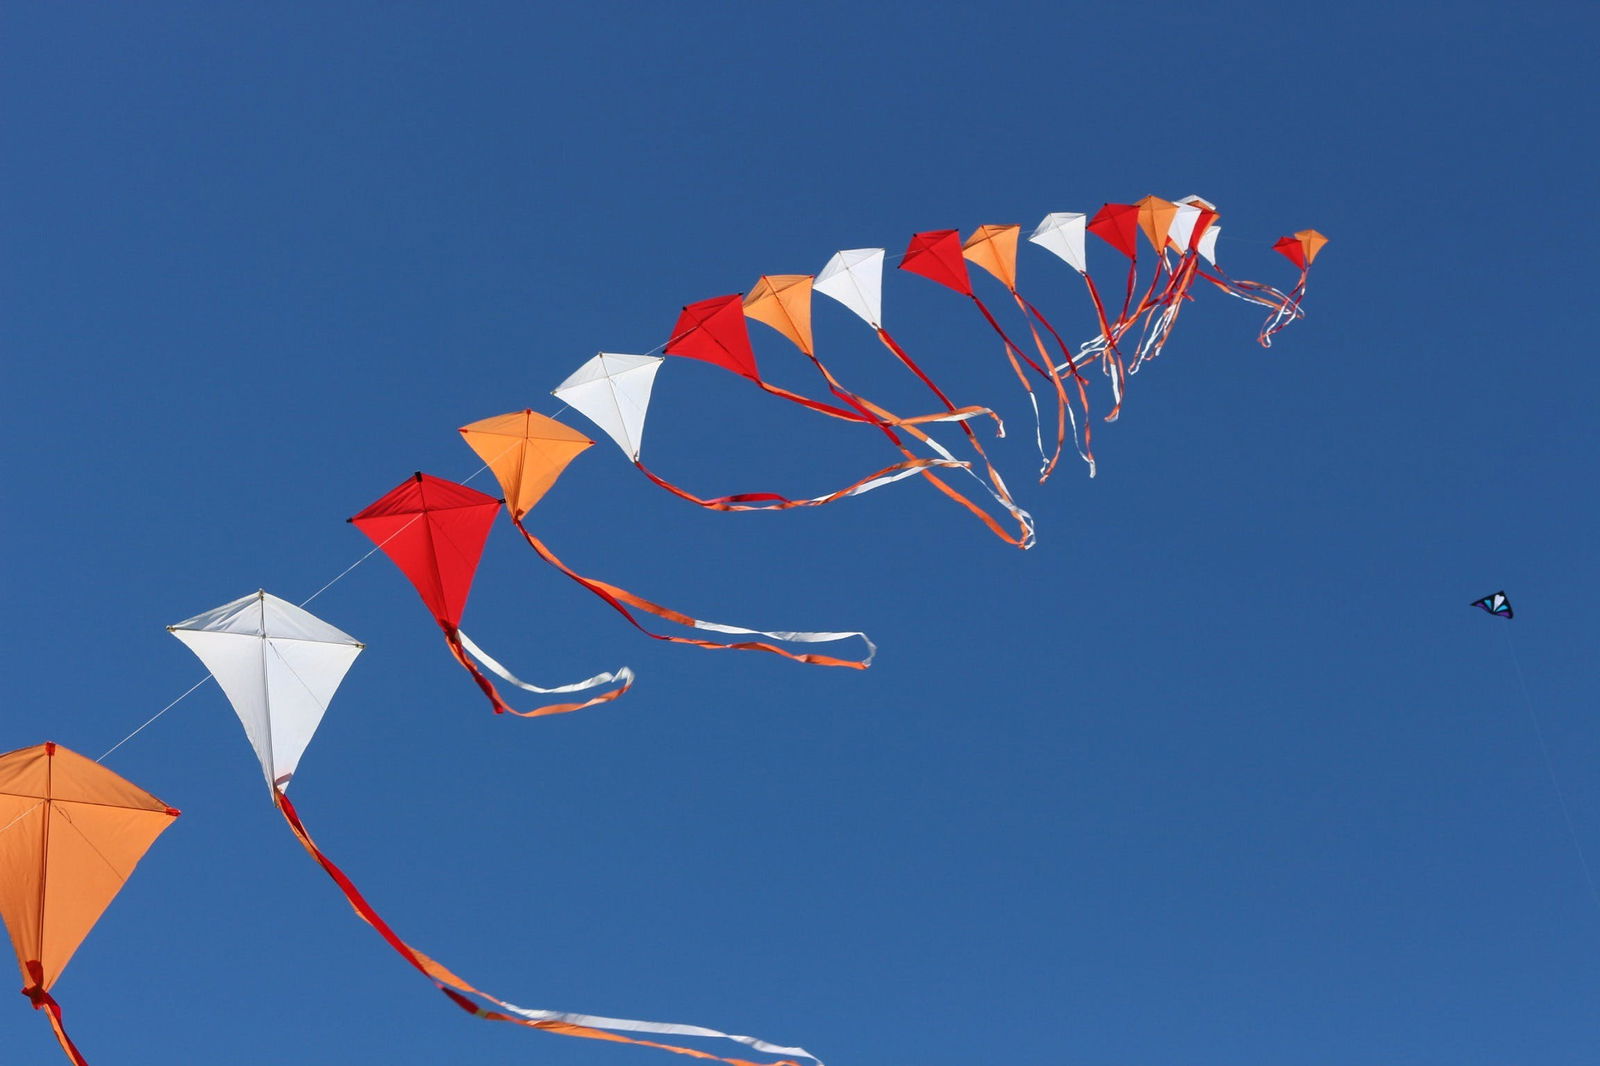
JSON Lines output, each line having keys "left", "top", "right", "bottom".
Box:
{"left": 4, "top": 2, "right": 1598, "bottom": 1063}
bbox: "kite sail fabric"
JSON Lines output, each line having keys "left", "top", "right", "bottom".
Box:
{"left": 168, "top": 596, "right": 822, "bottom": 1066}
{"left": 553, "top": 352, "right": 972, "bottom": 513}
{"left": 460, "top": 409, "right": 878, "bottom": 667}
{"left": 745, "top": 273, "right": 1036, "bottom": 550}
{"left": 169, "top": 590, "right": 363, "bottom": 792}
{"left": 1471, "top": 591, "right": 1513, "bottom": 619}
{"left": 0, "top": 743, "right": 179, "bottom": 1066}
{"left": 349, "top": 473, "right": 633, "bottom": 717}
{"left": 900, "top": 229, "right": 1074, "bottom": 481}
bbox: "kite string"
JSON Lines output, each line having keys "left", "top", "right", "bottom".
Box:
{"left": 1501, "top": 625, "right": 1600, "bottom": 914}
{"left": 97, "top": 675, "right": 213, "bottom": 763}
{"left": 98, "top": 406, "right": 576, "bottom": 763}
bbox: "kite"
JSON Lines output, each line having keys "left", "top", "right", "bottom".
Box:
{"left": 0, "top": 742, "right": 179, "bottom": 1066}
{"left": 349, "top": 474, "right": 634, "bottom": 717}
{"left": 899, "top": 229, "right": 1076, "bottom": 479}
{"left": 459, "top": 408, "right": 877, "bottom": 666}
{"left": 168, "top": 590, "right": 823, "bottom": 1066}
{"left": 743, "top": 273, "right": 1035, "bottom": 548}
{"left": 1470, "top": 591, "right": 1513, "bottom": 619}
{"left": 553, "top": 349, "right": 970, "bottom": 513}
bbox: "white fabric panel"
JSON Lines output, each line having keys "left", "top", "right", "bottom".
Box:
{"left": 1197, "top": 224, "right": 1220, "bottom": 265}
{"left": 262, "top": 638, "right": 361, "bottom": 787}
{"left": 170, "top": 628, "right": 278, "bottom": 791}
{"left": 814, "top": 248, "right": 884, "bottom": 328}
{"left": 553, "top": 353, "right": 662, "bottom": 461}
{"left": 1028, "top": 213, "right": 1087, "bottom": 274}
{"left": 1168, "top": 203, "right": 1202, "bottom": 252}
{"left": 170, "top": 591, "right": 362, "bottom": 793}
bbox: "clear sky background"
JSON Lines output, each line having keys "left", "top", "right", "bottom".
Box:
{"left": 4, "top": 2, "right": 1598, "bottom": 1064}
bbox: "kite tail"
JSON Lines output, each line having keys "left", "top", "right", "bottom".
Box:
{"left": 1020, "top": 295, "right": 1096, "bottom": 477}
{"left": 1128, "top": 254, "right": 1201, "bottom": 370}
{"left": 512, "top": 520, "right": 874, "bottom": 668}
{"left": 1196, "top": 266, "right": 1304, "bottom": 346}
{"left": 632, "top": 457, "right": 968, "bottom": 513}
{"left": 755, "top": 380, "right": 985, "bottom": 430}
{"left": 872, "top": 327, "right": 1006, "bottom": 438}
{"left": 826, "top": 379, "right": 1033, "bottom": 548}
{"left": 1006, "top": 287, "right": 1080, "bottom": 481}
{"left": 964, "top": 292, "right": 1057, "bottom": 476}
{"left": 274, "top": 791, "right": 820, "bottom": 1066}
{"left": 443, "top": 626, "right": 633, "bottom": 718}
{"left": 793, "top": 348, "right": 1032, "bottom": 546}
{"left": 22, "top": 970, "right": 89, "bottom": 1066}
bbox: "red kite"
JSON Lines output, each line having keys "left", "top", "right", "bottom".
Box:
{"left": 1, "top": 743, "right": 179, "bottom": 1066}
{"left": 349, "top": 472, "right": 633, "bottom": 717}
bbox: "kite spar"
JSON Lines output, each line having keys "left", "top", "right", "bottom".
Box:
{"left": 0, "top": 743, "right": 179, "bottom": 1066}
{"left": 459, "top": 408, "right": 877, "bottom": 666}
{"left": 168, "top": 591, "right": 824, "bottom": 1066}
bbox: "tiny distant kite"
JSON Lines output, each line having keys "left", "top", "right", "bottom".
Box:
{"left": 1471, "top": 591, "right": 1513, "bottom": 619}
{"left": 170, "top": 590, "right": 823, "bottom": 1066}
{"left": 0, "top": 742, "right": 179, "bottom": 1066}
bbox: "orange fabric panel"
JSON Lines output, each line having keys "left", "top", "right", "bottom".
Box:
{"left": 0, "top": 744, "right": 178, "bottom": 991}
{"left": 460, "top": 410, "right": 593, "bottom": 520}
{"left": 743, "top": 275, "right": 814, "bottom": 356}
{"left": 961, "top": 224, "right": 1020, "bottom": 290}
{"left": 0, "top": 796, "right": 47, "bottom": 987}
{"left": 1296, "top": 229, "right": 1329, "bottom": 265}
{"left": 1135, "top": 196, "right": 1179, "bottom": 254}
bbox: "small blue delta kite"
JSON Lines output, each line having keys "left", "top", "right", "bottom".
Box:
{"left": 1470, "top": 591, "right": 1513, "bottom": 619}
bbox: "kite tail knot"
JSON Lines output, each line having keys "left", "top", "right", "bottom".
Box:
{"left": 21, "top": 983, "right": 50, "bottom": 1010}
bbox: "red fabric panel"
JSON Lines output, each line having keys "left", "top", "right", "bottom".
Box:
{"left": 1272, "top": 235, "right": 1307, "bottom": 270}
{"left": 1088, "top": 203, "right": 1140, "bottom": 260}
{"left": 349, "top": 473, "right": 501, "bottom": 629}
{"left": 897, "top": 230, "right": 972, "bottom": 295}
{"left": 665, "top": 295, "right": 761, "bottom": 381}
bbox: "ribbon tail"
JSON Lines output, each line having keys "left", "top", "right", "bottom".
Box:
{"left": 633, "top": 458, "right": 966, "bottom": 513}
{"left": 873, "top": 327, "right": 1004, "bottom": 437}
{"left": 446, "top": 627, "right": 633, "bottom": 718}
{"left": 21, "top": 973, "right": 90, "bottom": 1066}
{"left": 513, "top": 521, "right": 874, "bottom": 668}
{"left": 276, "top": 791, "right": 819, "bottom": 1066}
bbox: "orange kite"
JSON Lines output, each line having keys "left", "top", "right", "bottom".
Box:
{"left": 0, "top": 743, "right": 179, "bottom": 1066}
